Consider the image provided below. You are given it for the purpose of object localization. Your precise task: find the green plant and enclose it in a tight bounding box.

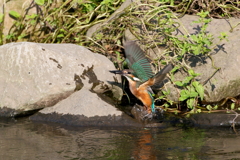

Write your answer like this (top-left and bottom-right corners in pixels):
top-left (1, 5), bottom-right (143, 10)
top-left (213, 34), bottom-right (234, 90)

top-left (0, 13), bottom-right (4, 44)
top-left (2, 0), bottom-right (124, 44)
top-left (175, 70), bottom-right (204, 110)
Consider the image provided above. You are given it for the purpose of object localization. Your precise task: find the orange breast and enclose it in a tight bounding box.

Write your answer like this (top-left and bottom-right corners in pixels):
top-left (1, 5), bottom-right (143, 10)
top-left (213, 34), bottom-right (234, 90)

top-left (135, 89), bottom-right (152, 109)
top-left (127, 78), bottom-right (153, 112)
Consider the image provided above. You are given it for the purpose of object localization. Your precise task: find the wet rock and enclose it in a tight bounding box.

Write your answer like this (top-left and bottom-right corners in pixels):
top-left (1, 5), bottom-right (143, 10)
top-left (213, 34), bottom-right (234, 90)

top-left (0, 42), bottom-right (122, 117)
top-left (189, 112), bottom-right (240, 127)
top-left (30, 112), bottom-right (143, 127)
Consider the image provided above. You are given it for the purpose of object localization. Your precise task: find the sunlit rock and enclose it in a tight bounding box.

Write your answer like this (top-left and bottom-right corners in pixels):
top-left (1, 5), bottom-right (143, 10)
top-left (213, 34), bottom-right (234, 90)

top-left (166, 15), bottom-right (240, 102)
top-left (30, 88), bottom-right (144, 127)
top-left (0, 42), bottom-right (122, 117)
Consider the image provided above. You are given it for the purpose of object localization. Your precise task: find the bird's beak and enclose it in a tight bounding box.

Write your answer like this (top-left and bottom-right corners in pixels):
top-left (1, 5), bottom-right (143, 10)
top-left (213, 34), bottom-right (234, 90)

top-left (109, 70), bottom-right (124, 75)
top-left (109, 69), bottom-right (133, 75)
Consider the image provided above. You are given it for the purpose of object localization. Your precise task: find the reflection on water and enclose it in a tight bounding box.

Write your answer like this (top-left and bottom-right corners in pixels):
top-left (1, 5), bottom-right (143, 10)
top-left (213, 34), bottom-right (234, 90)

top-left (0, 117), bottom-right (240, 160)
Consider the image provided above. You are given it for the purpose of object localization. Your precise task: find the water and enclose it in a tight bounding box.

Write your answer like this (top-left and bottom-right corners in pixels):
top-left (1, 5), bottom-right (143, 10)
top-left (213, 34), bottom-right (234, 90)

top-left (0, 118), bottom-right (240, 160)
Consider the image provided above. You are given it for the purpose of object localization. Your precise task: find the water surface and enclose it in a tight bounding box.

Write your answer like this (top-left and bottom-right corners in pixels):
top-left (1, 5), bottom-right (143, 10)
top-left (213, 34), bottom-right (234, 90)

top-left (0, 118), bottom-right (239, 160)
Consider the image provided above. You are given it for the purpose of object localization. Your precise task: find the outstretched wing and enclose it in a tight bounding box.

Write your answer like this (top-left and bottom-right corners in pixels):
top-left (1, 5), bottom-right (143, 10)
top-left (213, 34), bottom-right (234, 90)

top-left (124, 41), bottom-right (154, 82)
top-left (151, 64), bottom-right (173, 88)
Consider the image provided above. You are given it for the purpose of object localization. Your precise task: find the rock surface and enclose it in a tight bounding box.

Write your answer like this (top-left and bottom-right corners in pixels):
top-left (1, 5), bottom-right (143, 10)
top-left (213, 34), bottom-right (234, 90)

top-left (0, 42), bottom-right (122, 117)
top-left (38, 88), bottom-right (121, 117)
top-left (189, 112), bottom-right (240, 127)
top-left (30, 88), bottom-right (167, 127)
top-left (166, 15), bottom-right (240, 102)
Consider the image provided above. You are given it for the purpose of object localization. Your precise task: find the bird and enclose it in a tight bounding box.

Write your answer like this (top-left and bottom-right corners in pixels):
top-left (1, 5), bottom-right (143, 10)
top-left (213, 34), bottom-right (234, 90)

top-left (110, 41), bottom-right (173, 119)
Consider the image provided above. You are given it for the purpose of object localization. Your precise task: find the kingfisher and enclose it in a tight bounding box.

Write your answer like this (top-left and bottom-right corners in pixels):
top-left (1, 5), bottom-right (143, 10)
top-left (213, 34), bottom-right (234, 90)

top-left (110, 41), bottom-right (173, 118)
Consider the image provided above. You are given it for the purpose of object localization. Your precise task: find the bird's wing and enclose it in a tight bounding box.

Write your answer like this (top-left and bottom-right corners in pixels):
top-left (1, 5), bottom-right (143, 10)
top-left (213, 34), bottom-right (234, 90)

top-left (124, 41), bottom-right (154, 82)
top-left (151, 64), bottom-right (173, 88)
top-left (139, 64), bottom-right (173, 89)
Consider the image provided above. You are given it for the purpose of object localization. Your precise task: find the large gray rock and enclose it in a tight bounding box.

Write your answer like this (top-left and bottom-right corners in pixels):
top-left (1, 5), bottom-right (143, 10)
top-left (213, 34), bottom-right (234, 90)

top-left (30, 88), bottom-right (145, 127)
top-left (0, 42), bottom-right (122, 117)
top-left (38, 88), bottom-right (121, 117)
top-left (166, 15), bottom-right (240, 102)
